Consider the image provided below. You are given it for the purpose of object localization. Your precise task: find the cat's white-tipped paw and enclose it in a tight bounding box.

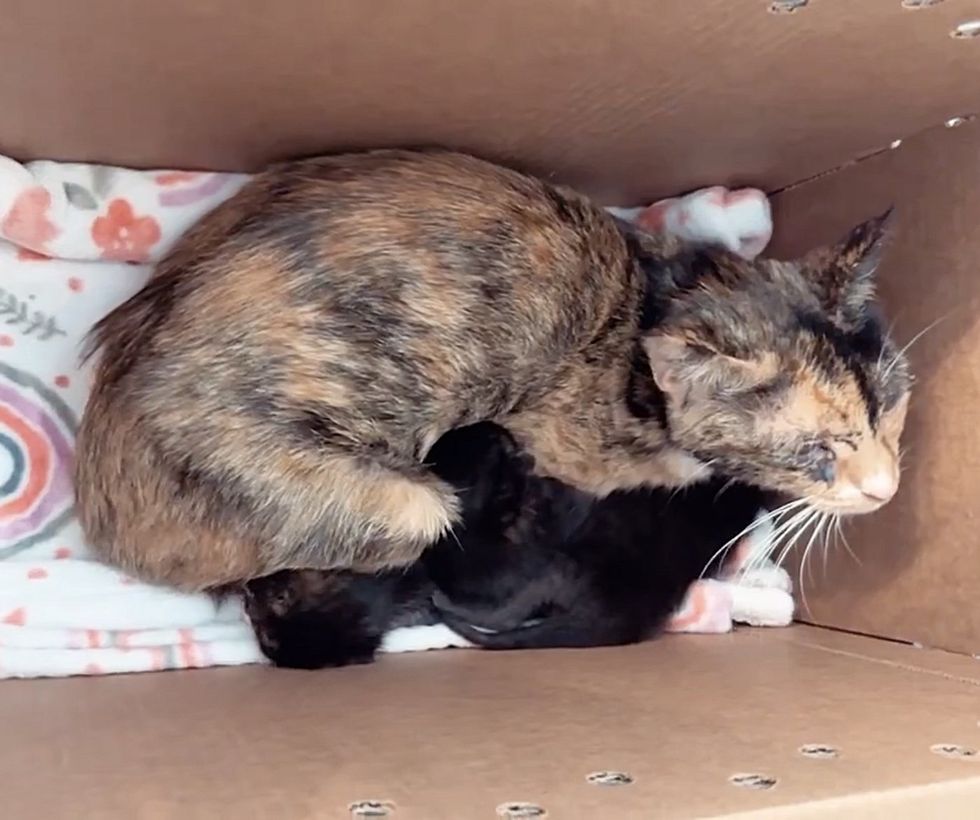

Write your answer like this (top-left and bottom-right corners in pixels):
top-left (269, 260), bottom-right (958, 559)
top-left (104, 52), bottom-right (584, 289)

top-left (731, 587), bottom-right (795, 627)
top-left (734, 564), bottom-right (793, 594)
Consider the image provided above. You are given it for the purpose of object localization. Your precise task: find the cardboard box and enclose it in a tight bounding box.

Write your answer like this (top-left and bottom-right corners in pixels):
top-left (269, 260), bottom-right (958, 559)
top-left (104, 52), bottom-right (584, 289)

top-left (1, 1), bottom-right (978, 816)
top-left (3, 627), bottom-right (980, 819)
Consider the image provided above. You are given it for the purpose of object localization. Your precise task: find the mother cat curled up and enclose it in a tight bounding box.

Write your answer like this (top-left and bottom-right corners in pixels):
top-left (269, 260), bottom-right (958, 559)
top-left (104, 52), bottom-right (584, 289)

top-left (74, 150), bottom-right (911, 591)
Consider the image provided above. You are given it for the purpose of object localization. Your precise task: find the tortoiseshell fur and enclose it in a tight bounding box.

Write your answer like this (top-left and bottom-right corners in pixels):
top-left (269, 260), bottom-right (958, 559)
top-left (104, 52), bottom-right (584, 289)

top-left (76, 150), bottom-right (911, 591)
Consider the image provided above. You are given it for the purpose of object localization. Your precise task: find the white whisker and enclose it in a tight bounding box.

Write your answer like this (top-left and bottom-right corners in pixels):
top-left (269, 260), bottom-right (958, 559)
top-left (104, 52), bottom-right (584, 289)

top-left (448, 526), bottom-right (463, 550)
top-left (835, 515), bottom-right (862, 567)
top-left (739, 503), bottom-right (810, 575)
top-left (798, 513), bottom-right (831, 618)
top-left (876, 314), bottom-right (900, 372)
top-left (882, 314), bottom-right (947, 380)
top-left (774, 508), bottom-right (821, 571)
top-left (698, 497), bottom-right (808, 579)
top-left (821, 514), bottom-right (835, 574)
top-left (822, 514), bottom-right (833, 578)
top-left (739, 503), bottom-right (815, 583)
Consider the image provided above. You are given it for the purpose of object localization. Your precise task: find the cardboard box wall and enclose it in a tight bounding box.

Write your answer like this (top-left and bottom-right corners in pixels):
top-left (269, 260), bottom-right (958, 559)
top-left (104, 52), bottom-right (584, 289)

top-left (771, 119), bottom-right (980, 658)
top-left (1, 1), bottom-right (979, 817)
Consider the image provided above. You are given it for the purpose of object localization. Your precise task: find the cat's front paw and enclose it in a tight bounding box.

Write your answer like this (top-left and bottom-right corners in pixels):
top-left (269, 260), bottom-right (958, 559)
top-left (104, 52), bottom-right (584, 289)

top-left (734, 564), bottom-right (793, 594)
top-left (730, 586), bottom-right (795, 628)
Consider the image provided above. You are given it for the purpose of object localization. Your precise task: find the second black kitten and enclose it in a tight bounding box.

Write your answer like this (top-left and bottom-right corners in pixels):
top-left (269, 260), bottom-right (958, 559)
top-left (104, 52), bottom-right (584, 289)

top-left (244, 423), bottom-right (766, 668)
top-left (243, 423), bottom-right (525, 668)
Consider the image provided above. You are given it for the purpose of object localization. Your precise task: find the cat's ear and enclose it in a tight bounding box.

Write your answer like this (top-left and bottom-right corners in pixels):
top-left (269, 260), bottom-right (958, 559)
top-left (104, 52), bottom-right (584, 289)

top-left (642, 336), bottom-right (695, 400)
top-left (643, 334), bottom-right (776, 403)
top-left (801, 208), bottom-right (894, 326)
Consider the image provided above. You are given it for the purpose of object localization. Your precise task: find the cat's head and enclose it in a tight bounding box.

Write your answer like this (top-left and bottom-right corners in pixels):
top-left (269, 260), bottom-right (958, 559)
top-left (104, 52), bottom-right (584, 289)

top-left (639, 211), bottom-right (911, 515)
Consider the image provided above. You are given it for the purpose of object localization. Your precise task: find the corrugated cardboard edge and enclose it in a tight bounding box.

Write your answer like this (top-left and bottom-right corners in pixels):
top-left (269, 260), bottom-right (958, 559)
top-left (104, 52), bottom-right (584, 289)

top-left (718, 775), bottom-right (980, 820)
top-left (765, 626), bottom-right (980, 686)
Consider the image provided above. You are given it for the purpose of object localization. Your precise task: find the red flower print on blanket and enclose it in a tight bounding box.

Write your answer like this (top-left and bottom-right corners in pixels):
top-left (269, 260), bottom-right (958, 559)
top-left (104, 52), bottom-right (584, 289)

top-left (16, 248), bottom-right (52, 262)
top-left (91, 199), bottom-right (161, 262)
top-left (2, 186), bottom-right (59, 253)
top-left (154, 171), bottom-right (202, 186)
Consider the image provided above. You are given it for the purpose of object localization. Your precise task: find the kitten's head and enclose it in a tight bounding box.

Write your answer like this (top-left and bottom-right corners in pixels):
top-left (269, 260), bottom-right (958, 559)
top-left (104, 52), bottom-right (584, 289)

top-left (639, 211), bottom-right (911, 514)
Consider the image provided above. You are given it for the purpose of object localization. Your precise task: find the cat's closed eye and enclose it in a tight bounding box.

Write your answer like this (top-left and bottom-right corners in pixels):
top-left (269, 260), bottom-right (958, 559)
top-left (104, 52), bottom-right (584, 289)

top-left (805, 443), bottom-right (837, 485)
top-left (739, 373), bottom-right (793, 402)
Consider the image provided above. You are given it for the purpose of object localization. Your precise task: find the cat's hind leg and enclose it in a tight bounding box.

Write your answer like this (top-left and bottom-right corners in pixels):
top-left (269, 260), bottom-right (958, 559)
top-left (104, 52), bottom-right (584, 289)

top-left (259, 451), bottom-right (462, 575)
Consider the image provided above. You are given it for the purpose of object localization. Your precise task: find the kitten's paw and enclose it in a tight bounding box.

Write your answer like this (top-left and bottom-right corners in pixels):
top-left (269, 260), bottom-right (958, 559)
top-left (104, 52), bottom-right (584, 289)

top-left (666, 579), bottom-right (734, 634)
top-left (379, 624), bottom-right (473, 653)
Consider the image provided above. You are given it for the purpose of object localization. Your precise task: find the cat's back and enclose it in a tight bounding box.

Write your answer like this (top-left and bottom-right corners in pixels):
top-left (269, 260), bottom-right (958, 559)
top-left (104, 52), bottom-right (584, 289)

top-left (73, 152), bottom-right (643, 589)
top-left (94, 149), bottom-right (635, 430)
top-left (158, 148), bottom-right (628, 344)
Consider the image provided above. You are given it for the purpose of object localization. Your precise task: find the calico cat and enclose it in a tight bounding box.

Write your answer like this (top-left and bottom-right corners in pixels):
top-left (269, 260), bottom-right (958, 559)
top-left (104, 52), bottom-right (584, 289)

top-left (76, 149), bottom-right (911, 591)
top-left (244, 422), bottom-right (768, 668)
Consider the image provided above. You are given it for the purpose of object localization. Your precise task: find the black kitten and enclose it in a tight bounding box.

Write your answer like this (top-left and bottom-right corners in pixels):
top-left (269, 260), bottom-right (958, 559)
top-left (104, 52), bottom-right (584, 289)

top-left (243, 566), bottom-right (436, 669)
top-left (244, 423), bottom-right (766, 667)
top-left (242, 422), bottom-right (526, 668)
top-left (423, 429), bottom-right (767, 648)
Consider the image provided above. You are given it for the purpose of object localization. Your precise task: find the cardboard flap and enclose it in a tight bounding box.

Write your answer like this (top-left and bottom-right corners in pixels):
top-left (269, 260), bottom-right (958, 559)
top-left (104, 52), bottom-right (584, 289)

top-left (1, 1), bottom-right (978, 201)
top-left (2, 627), bottom-right (979, 818)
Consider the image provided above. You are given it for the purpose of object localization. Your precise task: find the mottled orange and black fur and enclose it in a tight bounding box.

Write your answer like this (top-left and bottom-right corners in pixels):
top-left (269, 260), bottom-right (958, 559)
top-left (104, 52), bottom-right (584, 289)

top-left (244, 423), bottom-right (768, 668)
top-left (76, 149), bottom-right (911, 591)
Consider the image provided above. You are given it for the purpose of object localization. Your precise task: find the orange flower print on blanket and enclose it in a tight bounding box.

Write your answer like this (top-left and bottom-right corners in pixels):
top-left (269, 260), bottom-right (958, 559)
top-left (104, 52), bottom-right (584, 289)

top-left (91, 198), bottom-right (161, 262)
top-left (1, 186), bottom-right (59, 253)
top-left (154, 171), bottom-right (201, 186)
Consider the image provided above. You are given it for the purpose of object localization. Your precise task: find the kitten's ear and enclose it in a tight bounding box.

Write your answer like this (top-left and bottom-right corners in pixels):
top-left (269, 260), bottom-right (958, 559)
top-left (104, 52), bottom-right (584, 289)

top-left (643, 334), bottom-right (776, 403)
top-left (802, 208), bottom-right (894, 326)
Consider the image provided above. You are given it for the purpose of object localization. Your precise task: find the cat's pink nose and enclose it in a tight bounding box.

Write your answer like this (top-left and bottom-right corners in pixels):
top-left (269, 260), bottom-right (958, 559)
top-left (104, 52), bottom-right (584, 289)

top-left (860, 470), bottom-right (898, 503)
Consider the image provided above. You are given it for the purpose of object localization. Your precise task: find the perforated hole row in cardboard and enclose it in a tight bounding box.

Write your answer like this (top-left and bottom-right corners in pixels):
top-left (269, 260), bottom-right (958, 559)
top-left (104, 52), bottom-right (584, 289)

top-left (951, 20), bottom-right (980, 39)
top-left (768, 2), bottom-right (980, 48)
top-left (768, 0), bottom-right (809, 14)
top-left (346, 737), bottom-right (980, 816)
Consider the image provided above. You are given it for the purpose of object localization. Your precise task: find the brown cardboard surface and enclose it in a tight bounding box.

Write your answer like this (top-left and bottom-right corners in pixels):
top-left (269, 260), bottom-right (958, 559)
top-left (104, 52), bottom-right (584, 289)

top-left (769, 119), bottom-right (980, 657)
top-left (3, 2), bottom-right (980, 815)
top-left (1, 0), bottom-right (979, 202)
top-left (2, 625), bottom-right (978, 819)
